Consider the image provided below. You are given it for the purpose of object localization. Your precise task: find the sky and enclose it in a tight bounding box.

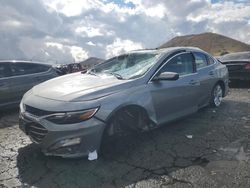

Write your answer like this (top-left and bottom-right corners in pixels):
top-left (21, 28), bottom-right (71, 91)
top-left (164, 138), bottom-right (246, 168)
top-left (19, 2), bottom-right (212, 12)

top-left (0, 0), bottom-right (249, 64)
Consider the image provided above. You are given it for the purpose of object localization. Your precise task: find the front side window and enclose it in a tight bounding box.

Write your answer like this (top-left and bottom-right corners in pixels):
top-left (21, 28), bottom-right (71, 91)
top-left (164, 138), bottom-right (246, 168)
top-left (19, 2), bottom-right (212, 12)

top-left (10, 63), bottom-right (49, 76)
top-left (91, 52), bottom-right (160, 79)
top-left (193, 52), bottom-right (208, 69)
top-left (0, 63), bottom-right (11, 78)
top-left (160, 53), bottom-right (195, 76)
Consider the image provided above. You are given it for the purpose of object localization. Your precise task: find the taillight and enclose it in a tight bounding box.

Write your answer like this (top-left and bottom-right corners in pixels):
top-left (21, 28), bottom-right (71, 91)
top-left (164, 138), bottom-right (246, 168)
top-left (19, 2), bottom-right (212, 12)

top-left (245, 63), bottom-right (250, 69)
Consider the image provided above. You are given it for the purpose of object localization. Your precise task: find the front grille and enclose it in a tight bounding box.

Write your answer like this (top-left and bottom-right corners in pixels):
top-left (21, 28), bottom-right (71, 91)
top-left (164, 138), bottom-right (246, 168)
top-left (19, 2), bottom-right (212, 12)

top-left (25, 105), bottom-right (53, 117)
top-left (21, 105), bottom-right (50, 144)
top-left (26, 122), bottom-right (48, 144)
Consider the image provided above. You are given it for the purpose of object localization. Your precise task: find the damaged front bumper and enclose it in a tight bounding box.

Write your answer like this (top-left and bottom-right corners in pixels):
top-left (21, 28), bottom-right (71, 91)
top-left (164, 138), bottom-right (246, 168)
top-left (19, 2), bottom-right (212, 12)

top-left (19, 112), bottom-right (106, 158)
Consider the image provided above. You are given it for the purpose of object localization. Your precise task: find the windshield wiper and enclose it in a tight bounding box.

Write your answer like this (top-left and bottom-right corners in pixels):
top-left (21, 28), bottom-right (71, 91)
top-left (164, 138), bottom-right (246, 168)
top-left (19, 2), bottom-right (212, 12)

top-left (87, 70), bottom-right (97, 76)
top-left (87, 70), bottom-right (123, 79)
top-left (109, 72), bottom-right (124, 80)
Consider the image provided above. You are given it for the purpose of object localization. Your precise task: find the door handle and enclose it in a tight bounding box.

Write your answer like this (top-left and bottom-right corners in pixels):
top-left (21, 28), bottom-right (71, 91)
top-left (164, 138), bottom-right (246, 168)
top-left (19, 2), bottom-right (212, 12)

top-left (209, 71), bottom-right (214, 76)
top-left (189, 80), bottom-right (198, 85)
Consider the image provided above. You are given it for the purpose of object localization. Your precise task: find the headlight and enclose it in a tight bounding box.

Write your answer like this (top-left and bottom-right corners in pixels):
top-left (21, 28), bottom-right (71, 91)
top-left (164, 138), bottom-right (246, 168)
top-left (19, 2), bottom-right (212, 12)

top-left (45, 108), bottom-right (99, 124)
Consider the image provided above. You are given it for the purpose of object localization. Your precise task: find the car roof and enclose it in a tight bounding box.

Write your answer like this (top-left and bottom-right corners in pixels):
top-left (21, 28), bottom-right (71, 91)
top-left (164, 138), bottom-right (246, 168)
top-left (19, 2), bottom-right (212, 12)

top-left (130, 46), bottom-right (206, 55)
top-left (0, 60), bottom-right (52, 67)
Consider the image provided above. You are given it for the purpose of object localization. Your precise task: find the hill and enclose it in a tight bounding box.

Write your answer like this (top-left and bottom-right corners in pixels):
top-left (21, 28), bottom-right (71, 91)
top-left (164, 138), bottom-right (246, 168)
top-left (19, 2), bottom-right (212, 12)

top-left (79, 57), bottom-right (104, 69)
top-left (159, 32), bottom-right (250, 56)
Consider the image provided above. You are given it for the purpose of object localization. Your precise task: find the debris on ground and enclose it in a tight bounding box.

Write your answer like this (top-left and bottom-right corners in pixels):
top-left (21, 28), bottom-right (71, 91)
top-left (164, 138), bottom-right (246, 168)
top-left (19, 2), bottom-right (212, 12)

top-left (186, 135), bottom-right (193, 139)
top-left (88, 150), bottom-right (98, 161)
top-left (242, 116), bottom-right (249, 121)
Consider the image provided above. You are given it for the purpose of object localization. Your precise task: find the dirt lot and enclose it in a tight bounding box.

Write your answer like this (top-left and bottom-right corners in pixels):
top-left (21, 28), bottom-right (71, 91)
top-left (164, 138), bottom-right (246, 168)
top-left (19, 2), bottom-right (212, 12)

top-left (0, 85), bottom-right (250, 188)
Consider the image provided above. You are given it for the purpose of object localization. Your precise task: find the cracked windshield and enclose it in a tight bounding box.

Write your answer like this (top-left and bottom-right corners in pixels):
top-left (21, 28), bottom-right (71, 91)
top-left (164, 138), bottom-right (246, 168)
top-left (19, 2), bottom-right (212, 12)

top-left (91, 52), bottom-right (160, 79)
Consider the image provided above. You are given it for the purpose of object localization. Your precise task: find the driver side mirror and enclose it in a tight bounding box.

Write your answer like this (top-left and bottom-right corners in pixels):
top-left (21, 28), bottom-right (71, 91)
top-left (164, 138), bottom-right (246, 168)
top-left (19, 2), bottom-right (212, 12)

top-left (152, 72), bottom-right (179, 81)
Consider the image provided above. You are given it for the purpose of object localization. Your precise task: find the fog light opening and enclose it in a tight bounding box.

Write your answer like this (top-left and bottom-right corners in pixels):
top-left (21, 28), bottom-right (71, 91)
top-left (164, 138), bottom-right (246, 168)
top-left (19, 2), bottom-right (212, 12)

top-left (48, 137), bottom-right (82, 154)
top-left (59, 137), bottom-right (81, 147)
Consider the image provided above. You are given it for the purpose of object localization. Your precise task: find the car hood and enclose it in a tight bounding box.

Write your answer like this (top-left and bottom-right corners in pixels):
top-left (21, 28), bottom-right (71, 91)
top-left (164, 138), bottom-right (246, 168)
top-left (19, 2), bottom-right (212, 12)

top-left (32, 72), bottom-right (133, 102)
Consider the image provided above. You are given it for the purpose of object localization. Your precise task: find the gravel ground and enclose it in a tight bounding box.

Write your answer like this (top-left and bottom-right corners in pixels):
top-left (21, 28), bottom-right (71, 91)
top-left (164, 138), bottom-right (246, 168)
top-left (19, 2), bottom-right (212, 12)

top-left (0, 87), bottom-right (250, 188)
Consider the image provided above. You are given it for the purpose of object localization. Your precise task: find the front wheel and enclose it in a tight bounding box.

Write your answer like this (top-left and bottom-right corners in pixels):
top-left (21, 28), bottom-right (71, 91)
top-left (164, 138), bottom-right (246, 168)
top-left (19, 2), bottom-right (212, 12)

top-left (210, 84), bottom-right (223, 107)
top-left (100, 107), bottom-right (151, 156)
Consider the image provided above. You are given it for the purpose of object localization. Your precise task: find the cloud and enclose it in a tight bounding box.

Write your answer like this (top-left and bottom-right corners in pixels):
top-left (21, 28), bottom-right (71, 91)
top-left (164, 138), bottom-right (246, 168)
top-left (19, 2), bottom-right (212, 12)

top-left (44, 0), bottom-right (92, 17)
top-left (70, 46), bottom-right (89, 62)
top-left (188, 1), bottom-right (250, 23)
top-left (75, 26), bottom-right (103, 37)
top-left (86, 41), bottom-right (96, 46)
top-left (106, 38), bottom-right (143, 58)
top-left (186, 1), bottom-right (250, 43)
top-left (0, 0), bottom-right (249, 63)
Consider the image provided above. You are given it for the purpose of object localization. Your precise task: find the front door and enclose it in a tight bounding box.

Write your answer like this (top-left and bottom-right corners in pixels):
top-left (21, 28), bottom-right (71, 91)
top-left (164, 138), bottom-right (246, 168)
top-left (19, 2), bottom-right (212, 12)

top-left (149, 52), bottom-right (200, 125)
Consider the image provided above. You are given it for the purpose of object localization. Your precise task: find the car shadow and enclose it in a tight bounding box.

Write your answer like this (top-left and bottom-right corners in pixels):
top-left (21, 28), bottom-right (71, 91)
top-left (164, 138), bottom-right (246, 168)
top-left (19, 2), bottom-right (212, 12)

top-left (0, 107), bottom-right (19, 129)
top-left (16, 99), bottom-right (250, 188)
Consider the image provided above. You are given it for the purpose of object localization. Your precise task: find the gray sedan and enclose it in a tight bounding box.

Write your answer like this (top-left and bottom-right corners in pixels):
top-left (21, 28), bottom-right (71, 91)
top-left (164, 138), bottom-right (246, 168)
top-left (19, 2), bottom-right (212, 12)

top-left (0, 61), bottom-right (58, 108)
top-left (19, 47), bottom-right (229, 158)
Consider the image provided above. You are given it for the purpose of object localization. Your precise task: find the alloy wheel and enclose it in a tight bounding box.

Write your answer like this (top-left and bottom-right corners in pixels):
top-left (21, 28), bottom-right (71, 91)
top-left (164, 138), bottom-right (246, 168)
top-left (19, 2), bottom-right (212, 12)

top-left (213, 84), bottom-right (223, 107)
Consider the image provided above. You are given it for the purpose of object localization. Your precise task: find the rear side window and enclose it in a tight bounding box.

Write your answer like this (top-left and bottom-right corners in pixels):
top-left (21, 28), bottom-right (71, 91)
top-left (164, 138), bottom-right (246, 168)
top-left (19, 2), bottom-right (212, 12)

top-left (160, 53), bottom-right (195, 76)
top-left (0, 63), bottom-right (11, 78)
top-left (193, 52), bottom-right (208, 69)
top-left (10, 63), bottom-right (50, 76)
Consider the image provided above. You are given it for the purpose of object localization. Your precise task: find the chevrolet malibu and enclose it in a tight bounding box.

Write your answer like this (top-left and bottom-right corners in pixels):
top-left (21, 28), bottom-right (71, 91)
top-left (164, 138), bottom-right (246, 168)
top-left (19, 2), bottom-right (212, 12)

top-left (19, 47), bottom-right (229, 158)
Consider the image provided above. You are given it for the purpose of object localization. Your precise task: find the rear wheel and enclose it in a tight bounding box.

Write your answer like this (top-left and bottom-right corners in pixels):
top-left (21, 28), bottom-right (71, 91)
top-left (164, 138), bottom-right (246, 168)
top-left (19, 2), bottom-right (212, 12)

top-left (211, 84), bottom-right (223, 107)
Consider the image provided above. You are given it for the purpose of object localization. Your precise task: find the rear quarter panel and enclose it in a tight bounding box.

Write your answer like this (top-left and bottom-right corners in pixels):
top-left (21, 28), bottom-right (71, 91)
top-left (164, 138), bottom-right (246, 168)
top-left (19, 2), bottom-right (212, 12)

top-left (214, 61), bottom-right (229, 96)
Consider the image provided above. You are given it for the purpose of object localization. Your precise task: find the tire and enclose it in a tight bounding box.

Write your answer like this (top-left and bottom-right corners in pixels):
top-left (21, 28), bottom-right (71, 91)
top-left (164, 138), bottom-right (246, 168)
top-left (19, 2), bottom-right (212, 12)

top-left (210, 83), bottom-right (223, 107)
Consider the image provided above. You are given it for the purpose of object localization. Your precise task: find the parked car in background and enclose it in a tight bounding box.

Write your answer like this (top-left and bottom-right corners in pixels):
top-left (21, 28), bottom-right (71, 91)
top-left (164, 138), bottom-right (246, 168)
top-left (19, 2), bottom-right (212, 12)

top-left (0, 61), bottom-right (58, 108)
top-left (54, 63), bottom-right (84, 75)
top-left (67, 63), bottom-right (83, 73)
top-left (218, 51), bottom-right (250, 81)
top-left (19, 47), bottom-right (228, 158)
top-left (54, 64), bottom-right (68, 75)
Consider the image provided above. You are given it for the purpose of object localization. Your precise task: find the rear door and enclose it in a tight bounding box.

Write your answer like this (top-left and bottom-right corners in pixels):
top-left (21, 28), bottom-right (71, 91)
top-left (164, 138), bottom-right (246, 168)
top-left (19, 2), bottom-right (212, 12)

top-left (0, 63), bottom-right (13, 106)
top-left (149, 52), bottom-right (200, 125)
top-left (193, 52), bottom-right (217, 106)
top-left (9, 63), bottom-right (51, 102)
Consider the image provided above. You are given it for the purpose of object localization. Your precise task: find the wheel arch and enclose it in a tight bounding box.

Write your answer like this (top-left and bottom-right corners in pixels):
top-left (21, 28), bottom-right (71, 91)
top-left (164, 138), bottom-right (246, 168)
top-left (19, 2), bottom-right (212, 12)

top-left (106, 103), bottom-right (151, 124)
